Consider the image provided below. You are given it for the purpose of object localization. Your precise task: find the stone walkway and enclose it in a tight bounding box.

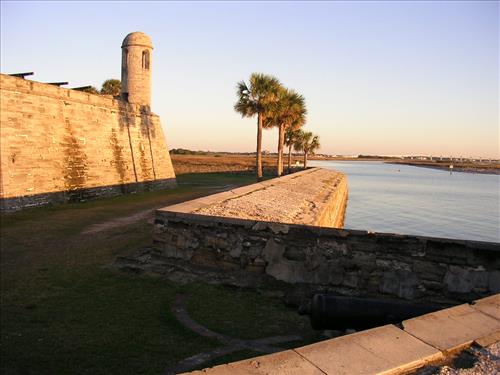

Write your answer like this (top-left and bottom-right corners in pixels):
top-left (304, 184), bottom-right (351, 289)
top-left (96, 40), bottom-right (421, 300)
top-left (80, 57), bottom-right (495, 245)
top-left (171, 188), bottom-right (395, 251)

top-left (194, 168), bottom-right (345, 226)
top-left (162, 294), bottom-right (302, 375)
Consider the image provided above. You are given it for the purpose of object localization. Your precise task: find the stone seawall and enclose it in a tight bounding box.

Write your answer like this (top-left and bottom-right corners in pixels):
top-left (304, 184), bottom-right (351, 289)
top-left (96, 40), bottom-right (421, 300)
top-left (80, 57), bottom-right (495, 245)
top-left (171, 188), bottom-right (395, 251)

top-left (148, 213), bottom-right (499, 305)
top-left (0, 74), bottom-right (177, 211)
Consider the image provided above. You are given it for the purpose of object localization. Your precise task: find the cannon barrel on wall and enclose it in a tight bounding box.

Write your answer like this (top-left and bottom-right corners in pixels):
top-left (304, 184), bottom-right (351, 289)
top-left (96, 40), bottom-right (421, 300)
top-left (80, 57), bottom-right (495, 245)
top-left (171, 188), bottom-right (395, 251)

top-left (300, 294), bottom-right (448, 330)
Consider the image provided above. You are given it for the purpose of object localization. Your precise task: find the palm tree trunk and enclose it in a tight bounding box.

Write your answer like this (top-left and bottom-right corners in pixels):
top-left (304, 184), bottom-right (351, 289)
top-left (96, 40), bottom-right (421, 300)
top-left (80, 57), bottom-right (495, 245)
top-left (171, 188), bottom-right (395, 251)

top-left (287, 144), bottom-right (292, 174)
top-left (303, 151), bottom-right (308, 169)
top-left (256, 113), bottom-right (263, 180)
top-left (277, 124), bottom-right (284, 176)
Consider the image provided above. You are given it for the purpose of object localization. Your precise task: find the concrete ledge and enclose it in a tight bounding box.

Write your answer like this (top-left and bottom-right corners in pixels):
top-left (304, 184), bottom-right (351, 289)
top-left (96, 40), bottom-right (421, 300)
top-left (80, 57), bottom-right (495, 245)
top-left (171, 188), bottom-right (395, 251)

top-left (475, 331), bottom-right (500, 347)
top-left (182, 295), bottom-right (500, 375)
top-left (296, 324), bottom-right (442, 375)
top-left (402, 299), bottom-right (500, 352)
top-left (471, 293), bottom-right (500, 320)
top-left (182, 350), bottom-right (324, 375)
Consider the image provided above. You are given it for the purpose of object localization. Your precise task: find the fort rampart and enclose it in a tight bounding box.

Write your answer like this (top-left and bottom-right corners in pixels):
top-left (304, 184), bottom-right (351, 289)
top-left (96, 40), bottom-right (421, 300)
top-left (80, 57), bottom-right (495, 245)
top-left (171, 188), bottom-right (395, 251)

top-left (0, 73), bottom-right (176, 211)
top-left (116, 168), bottom-right (499, 305)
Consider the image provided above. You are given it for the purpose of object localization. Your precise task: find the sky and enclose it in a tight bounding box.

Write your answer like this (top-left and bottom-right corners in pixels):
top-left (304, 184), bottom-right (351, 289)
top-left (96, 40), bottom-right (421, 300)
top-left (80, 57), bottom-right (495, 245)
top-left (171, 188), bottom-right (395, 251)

top-left (1, 1), bottom-right (498, 158)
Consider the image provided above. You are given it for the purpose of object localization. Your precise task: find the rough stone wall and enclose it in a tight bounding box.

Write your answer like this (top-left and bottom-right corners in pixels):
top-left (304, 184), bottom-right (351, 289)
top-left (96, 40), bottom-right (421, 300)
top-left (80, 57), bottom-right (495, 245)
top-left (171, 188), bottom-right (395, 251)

top-left (151, 212), bottom-right (500, 304)
top-left (315, 176), bottom-right (347, 228)
top-left (0, 74), bottom-right (176, 211)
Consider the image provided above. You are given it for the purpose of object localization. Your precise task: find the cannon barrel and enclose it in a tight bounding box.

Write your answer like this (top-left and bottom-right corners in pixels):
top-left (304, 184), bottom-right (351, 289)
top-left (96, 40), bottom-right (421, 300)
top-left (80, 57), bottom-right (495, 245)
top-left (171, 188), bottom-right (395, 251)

top-left (300, 294), bottom-right (447, 330)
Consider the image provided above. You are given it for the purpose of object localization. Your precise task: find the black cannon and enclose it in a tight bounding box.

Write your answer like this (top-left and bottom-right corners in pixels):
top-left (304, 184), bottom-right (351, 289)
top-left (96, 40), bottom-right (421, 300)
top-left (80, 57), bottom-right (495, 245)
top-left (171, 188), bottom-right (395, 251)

top-left (299, 294), bottom-right (448, 330)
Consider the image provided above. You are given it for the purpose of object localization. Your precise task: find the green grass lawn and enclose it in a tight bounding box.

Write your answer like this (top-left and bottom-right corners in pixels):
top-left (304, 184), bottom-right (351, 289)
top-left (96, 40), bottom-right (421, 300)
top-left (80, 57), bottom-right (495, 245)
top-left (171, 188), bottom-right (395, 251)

top-left (1, 173), bottom-right (317, 375)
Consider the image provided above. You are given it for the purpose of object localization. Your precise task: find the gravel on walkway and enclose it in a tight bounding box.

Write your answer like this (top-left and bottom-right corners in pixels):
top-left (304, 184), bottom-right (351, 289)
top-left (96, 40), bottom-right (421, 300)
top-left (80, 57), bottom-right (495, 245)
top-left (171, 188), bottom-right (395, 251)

top-left (416, 342), bottom-right (500, 375)
top-left (195, 169), bottom-right (344, 225)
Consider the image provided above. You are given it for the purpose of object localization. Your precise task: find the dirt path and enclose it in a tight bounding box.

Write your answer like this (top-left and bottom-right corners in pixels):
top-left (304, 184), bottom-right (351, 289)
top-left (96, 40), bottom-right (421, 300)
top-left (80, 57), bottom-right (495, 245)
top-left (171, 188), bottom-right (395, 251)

top-left (80, 184), bottom-right (239, 235)
top-left (80, 209), bottom-right (155, 235)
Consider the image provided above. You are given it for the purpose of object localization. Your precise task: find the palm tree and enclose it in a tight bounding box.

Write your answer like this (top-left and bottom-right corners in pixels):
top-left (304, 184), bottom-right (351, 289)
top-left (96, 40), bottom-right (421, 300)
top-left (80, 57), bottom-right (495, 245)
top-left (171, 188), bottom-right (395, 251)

top-left (234, 73), bottom-right (282, 180)
top-left (294, 130), bottom-right (320, 169)
top-left (265, 88), bottom-right (306, 176)
top-left (101, 79), bottom-right (121, 96)
top-left (284, 127), bottom-right (303, 174)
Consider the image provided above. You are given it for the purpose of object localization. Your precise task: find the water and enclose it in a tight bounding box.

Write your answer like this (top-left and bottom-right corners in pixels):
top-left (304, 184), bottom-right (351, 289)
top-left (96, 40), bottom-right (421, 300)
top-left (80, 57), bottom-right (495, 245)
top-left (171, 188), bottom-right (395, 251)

top-left (310, 160), bottom-right (500, 243)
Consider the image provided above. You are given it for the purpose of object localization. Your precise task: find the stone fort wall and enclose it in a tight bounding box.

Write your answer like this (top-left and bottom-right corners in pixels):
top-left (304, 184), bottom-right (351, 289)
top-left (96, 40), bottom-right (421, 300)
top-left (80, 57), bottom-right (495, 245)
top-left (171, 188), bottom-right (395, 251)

top-left (0, 74), bottom-right (176, 211)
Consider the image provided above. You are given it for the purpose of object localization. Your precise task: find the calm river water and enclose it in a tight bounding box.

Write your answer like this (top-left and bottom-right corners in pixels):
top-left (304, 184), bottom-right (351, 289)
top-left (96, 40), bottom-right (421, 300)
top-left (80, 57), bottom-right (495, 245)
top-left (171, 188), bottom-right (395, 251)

top-left (310, 160), bottom-right (499, 243)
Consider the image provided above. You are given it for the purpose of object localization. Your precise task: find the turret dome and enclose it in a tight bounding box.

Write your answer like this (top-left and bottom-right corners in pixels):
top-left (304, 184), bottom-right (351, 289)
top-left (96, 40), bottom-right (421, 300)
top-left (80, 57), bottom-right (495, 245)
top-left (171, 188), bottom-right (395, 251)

top-left (121, 32), bottom-right (153, 49)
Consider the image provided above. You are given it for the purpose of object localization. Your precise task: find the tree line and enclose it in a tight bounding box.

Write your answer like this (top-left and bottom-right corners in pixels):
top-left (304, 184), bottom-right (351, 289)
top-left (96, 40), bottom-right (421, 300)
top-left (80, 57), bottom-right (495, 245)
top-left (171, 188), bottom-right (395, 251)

top-left (234, 73), bottom-right (320, 180)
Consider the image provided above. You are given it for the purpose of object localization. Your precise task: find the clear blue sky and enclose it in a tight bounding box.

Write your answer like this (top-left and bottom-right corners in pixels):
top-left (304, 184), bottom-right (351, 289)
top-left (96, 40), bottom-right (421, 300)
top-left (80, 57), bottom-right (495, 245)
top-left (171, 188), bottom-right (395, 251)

top-left (1, 1), bottom-right (498, 158)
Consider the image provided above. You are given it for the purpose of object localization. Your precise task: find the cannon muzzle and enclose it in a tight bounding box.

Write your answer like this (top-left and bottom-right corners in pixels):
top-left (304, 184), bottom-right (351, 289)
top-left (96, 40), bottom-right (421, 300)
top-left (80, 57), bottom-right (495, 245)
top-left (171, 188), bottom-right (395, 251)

top-left (301, 294), bottom-right (447, 330)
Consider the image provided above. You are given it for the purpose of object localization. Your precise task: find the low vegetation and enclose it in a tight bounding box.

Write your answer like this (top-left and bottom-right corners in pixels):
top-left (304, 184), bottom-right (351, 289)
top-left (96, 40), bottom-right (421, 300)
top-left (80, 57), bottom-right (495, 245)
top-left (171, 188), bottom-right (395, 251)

top-left (170, 154), bottom-right (304, 175)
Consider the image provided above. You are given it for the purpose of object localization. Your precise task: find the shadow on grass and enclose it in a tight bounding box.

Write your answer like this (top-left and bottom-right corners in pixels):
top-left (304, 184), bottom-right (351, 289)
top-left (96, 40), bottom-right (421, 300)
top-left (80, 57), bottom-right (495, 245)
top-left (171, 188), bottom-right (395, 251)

top-left (0, 172), bottom-right (318, 375)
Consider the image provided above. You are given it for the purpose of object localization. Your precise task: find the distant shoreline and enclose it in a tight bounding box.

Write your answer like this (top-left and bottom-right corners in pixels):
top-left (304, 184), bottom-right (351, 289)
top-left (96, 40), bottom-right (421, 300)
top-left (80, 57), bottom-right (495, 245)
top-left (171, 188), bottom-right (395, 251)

top-left (169, 153), bottom-right (500, 176)
top-left (310, 157), bottom-right (500, 175)
top-left (387, 161), bottom-right (500, 175)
